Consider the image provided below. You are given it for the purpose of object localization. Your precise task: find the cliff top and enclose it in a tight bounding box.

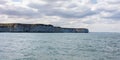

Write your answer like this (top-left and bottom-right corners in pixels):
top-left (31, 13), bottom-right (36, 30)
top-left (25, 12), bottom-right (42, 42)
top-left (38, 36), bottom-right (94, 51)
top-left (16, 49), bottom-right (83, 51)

top-left (0, 23), bottom-right (88, 29)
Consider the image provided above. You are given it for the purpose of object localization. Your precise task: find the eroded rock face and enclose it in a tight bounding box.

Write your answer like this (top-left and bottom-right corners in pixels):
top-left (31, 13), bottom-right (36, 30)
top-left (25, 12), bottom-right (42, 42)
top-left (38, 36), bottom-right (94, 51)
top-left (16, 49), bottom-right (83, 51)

top-left (0, 23), bottom-right (89, 33)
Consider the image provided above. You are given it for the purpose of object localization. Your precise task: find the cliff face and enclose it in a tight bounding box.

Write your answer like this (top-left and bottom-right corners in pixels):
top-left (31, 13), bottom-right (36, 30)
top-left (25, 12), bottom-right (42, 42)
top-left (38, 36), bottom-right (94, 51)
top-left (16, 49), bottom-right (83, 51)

top-left (0, 23), bottom-right (89, 33)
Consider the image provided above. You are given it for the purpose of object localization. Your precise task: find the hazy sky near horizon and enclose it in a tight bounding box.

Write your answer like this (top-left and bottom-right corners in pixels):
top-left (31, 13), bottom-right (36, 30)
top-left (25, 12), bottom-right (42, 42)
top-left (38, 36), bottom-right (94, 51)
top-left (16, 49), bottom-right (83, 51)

top-left (0, 0), bottom-right (120, 32)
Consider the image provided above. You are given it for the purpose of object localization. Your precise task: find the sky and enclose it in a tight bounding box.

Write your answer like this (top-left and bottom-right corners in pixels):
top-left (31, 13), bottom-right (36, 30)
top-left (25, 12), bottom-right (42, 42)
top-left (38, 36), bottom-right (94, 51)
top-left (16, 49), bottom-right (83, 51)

top-left (0, 0), bottom-right (120, 32)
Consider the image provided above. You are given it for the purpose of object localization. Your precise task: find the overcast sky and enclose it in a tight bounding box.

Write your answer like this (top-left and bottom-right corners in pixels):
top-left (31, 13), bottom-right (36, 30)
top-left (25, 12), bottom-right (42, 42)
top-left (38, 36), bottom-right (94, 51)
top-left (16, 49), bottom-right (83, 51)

top-left (0, 0), bottom-right (120, 32)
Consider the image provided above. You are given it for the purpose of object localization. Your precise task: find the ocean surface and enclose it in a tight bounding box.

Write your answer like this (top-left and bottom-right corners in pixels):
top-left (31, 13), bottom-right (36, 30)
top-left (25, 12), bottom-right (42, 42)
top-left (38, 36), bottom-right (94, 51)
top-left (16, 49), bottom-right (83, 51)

top-left (0, 33), bottom-right (120, 60)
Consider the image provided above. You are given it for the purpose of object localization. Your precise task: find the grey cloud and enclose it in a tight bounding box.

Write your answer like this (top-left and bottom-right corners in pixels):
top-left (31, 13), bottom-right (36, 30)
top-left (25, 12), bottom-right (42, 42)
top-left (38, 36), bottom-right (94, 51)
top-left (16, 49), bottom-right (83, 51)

top-left (0, 0), bottom-right (119, 22)
top-left (66, 4), bottom-right (78, 8)
top-left (95, 6), bottom-right (117, 13)
top-left (83, 20), bottom-right (95, 24)
top-left (0, 0), bottom-right (7, 4)
top-left (0, 0), bottom-right (97, 19)
top-left (45, 9), bottom-right (97, 18)
top-left (0, 6), bottom-right (41, 18)
top-left (43, 0), bottom-right (67, 2)
top-left (104, 12), bottom-right (120, 20)
top-left (28, 3), bottom-right (97, 19)
top-left (107, 0), bottom-right (120, 4)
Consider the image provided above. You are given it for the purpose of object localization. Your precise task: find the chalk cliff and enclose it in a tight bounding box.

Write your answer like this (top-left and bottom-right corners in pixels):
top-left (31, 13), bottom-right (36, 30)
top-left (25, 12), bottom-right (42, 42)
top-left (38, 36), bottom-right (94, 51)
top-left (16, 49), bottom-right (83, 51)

top-left (0, 23), bottom-right (89, 33)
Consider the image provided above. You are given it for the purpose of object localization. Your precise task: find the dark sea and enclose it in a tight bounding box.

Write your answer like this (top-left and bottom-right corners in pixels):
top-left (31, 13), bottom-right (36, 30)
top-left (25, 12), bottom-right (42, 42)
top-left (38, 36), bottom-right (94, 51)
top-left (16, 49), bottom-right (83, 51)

top-left (0, 33), bottom-right (120, 60)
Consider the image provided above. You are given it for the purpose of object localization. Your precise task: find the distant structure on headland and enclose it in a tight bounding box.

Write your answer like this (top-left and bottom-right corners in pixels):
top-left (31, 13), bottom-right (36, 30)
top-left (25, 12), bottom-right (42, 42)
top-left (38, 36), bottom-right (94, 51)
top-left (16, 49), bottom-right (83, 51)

top-left (0, 23), bottom-right (89, 33)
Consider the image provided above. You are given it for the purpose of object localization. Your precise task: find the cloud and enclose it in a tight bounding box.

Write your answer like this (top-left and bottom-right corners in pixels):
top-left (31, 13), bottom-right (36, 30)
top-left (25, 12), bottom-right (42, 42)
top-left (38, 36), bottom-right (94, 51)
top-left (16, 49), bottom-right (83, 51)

top-left (28, 1), bottom-right (97, 18)
top-left (0, 8), bottom-right (39, 18)
top-left (103, 11), bottom-right (120, 20)
top-left (0, 0), bottom-right (120, 32)
top-left (0, 0), bottom-right (7, 4)
top-left (0, 3), bottom-right (40, 18)
top-left (104, 0), bottom-right (120, 4)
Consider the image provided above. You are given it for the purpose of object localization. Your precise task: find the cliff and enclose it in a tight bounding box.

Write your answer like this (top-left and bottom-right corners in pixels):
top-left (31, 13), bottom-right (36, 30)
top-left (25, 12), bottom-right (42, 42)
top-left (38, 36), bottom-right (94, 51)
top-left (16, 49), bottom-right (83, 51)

top-left (0, 23), bottom-right (89, 33)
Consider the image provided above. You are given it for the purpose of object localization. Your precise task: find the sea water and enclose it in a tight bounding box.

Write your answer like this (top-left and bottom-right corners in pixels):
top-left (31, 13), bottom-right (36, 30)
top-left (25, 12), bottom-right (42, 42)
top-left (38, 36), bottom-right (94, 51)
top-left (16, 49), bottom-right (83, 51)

top-left (0, 33), bottom-right (120, 60)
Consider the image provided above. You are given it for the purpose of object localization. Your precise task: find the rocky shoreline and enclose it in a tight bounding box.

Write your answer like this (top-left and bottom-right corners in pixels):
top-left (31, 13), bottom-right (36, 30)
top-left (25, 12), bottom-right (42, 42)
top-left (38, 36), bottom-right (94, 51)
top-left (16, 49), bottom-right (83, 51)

top-left (0, 23), bottom-right (89, 33)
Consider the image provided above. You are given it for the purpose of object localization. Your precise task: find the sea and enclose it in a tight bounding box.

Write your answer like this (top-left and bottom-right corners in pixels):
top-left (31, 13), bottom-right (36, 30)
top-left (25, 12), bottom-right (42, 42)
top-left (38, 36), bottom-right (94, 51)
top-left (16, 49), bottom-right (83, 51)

top-left (0, 33), bottom-right (120, 60)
